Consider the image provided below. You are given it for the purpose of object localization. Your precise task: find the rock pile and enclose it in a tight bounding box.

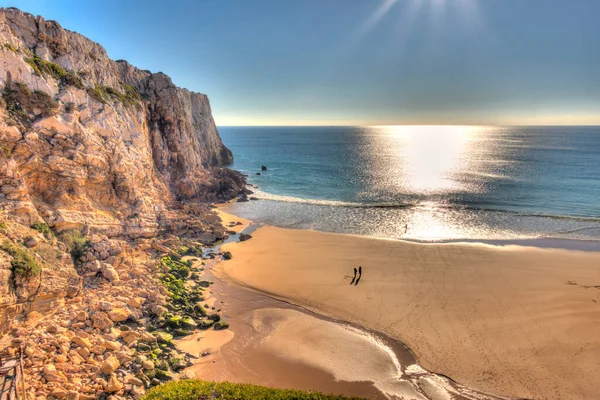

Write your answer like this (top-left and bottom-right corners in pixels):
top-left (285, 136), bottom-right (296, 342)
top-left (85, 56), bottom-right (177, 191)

top-left (1, 233), bottom-right (228, 400)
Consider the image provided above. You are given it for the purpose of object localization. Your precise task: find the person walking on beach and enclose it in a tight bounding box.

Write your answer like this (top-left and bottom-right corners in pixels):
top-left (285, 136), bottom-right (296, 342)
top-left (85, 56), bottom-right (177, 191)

top-left (355, 266), bottom-right (362, 286)
top-left (350, 267), bottom-right (357, 285)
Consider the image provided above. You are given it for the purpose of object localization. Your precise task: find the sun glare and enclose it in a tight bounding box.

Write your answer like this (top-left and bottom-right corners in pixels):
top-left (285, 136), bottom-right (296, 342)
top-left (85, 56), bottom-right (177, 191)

top-left (375, 125), bottom-right (482, 194)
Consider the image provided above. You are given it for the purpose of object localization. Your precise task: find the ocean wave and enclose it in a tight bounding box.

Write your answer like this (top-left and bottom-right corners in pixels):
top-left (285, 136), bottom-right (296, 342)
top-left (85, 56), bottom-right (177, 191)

top-left (250, 190), bottom-right (398, 208)
top-left (249, 189), bottom-right (600, 223)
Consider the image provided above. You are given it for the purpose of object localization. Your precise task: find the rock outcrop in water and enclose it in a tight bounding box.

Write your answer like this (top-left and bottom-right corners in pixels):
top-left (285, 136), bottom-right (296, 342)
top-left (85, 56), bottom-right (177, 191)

top-left (0, 7), bottom-right (244, 339)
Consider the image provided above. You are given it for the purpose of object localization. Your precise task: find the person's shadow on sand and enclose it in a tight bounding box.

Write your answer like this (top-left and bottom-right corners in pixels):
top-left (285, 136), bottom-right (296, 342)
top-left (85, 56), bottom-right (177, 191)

top-left (349, 267), bottom-right (357, 285)
top-left (353, 266), bottom-right (362, 286)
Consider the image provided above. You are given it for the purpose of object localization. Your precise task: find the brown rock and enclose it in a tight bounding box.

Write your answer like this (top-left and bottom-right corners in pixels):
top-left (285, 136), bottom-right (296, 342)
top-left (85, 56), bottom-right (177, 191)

top-left (141, 360), bottom-right (154, 370)
top-left (51, 387), bottom-right (69, 398)
top-left (71, 336), bottom-right (93, 349)
top-left (126, 297), bottom-right (144, 309)
top-left (105, 373), bottom-right (123, 393)
top-left (101, 355), bottom-right (120, 375)
top-left (90, 345), bottom-right (107, 355)
top-left (126, 375), bottom-right (144, 386)
top-left (102, 265), bottom-right (120, 282)
top-left (66, 391), bottom-right (80, 400)
top-left (108, 308), bottom-right (131, 322)
top-left (76, 311), bottom-right (88, 322)
top-left (92, 311), bottom-right (114, 330)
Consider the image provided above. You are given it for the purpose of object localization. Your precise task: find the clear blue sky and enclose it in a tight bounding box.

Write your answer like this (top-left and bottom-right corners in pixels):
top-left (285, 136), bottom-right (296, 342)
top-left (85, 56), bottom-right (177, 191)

top-left (4, 0), bottom-right (600, 125)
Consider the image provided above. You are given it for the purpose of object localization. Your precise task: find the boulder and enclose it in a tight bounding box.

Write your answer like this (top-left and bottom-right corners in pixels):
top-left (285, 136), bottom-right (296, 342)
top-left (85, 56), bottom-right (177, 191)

top-left (24, 236), bottom-right (40, 248)
top-left (92, 311), bottom-right (114, 330)
top-left (71, 336), bottom-right (93, 349)
top-left (102, 265), bottom-right (120, 282)
top-left (105, 374), bottom-right (123, 393)
top-left (126, 297), bottom-right (144, 309)
top-left (101, 355), bottom-right (120, 375)
top-left (108, 308), bottom-right (131, 322)
top-left (141, 360), bottom-right (154, 371)
top-left (51, 388), bottom-right (69, 398)
top-left (239, 233), bottom-right (252, 242)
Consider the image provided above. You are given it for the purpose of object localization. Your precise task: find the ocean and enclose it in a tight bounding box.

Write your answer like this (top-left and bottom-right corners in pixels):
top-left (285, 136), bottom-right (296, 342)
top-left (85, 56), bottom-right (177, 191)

top-left (219, 126), bottom-right (600, 243)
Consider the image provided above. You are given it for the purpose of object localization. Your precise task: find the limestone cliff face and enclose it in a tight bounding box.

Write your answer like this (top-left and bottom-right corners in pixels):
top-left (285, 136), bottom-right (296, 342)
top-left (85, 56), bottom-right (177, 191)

top-left (0, 7), bottom-right (242, 238)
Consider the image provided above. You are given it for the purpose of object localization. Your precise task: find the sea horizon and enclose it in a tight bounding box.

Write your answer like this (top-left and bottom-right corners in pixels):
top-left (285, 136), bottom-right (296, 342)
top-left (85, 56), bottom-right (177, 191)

top-left (220, 125), bottom-right (600, 245)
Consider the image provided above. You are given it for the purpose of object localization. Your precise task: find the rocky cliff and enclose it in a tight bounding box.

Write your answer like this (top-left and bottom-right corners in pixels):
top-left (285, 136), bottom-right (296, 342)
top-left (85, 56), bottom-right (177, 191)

top-left (0, 7), bottom-right (245, 338)
top-left (0, 7), bottom-right (244, 239)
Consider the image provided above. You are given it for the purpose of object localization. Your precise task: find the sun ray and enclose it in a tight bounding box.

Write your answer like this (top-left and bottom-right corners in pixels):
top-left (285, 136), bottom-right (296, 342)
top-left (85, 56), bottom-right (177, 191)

top-left (385, 0), bottom-right (425, 55)
top-left (354, 0), bottom-right (399, 39)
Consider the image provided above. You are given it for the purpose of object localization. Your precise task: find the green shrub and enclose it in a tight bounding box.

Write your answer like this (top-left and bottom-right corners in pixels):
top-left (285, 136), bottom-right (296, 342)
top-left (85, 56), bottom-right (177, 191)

top-left (0, 240), bottom-right (41, 278)
top-left (31, 221), bottom-right (54, 239)
top-left (223, 251), bottom-right (232, 260)
top-left (24, 54), bottom-right (84, 89)
top-left (122, 84), bottom-right (142, 103)
top-left (59, 230), bottom-right (90, 261)
top-left (4, 43), bottom-right (17, 53)
top-left (2, 83), bottom-right (59, 127)
top-left (87, 83), bottom-right (141, 106)
top-left (143, 380), bottom-right (366, 400)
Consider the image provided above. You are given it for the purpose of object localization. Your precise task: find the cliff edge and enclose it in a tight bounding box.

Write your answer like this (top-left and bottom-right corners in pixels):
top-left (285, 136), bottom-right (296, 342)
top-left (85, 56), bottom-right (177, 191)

top-left (0, 7), bottom-right (244, 238)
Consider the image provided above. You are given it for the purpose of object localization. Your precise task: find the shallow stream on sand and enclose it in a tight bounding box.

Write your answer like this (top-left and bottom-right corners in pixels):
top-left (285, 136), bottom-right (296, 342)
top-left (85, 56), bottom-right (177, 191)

top-left (181, 226), bottom-right (506, 400)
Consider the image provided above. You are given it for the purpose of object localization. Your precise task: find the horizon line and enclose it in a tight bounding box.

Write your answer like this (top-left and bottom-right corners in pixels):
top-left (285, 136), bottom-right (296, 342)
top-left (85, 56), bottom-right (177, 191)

top-left (217, 124), bottom-right (600, 128)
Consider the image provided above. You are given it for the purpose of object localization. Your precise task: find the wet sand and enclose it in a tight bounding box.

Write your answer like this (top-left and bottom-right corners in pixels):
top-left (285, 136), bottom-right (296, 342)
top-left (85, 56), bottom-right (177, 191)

top-left (182, 252), bottom-right (501, 400)
top-left (218, 215), bottom-right (600, 400)
top-left (216, 208), bottom-right (252, 233)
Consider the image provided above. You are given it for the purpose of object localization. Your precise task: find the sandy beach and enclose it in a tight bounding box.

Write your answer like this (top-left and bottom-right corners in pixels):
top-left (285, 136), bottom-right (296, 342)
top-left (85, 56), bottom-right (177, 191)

top-left (218, 212), bottom-right (600, 400)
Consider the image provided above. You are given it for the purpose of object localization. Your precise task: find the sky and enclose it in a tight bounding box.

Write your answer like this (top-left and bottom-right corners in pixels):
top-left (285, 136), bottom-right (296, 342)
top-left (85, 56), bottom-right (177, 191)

top-left (3, 0), bottom-right (600, 126)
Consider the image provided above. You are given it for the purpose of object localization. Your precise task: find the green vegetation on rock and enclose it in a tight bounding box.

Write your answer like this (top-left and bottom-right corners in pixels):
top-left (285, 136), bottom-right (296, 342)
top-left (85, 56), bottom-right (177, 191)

top-left (158, 255), bottom-right (217, 336)
top-left (24, 54), bottom-right (84, 89)
top-left (143, 380), bottom-right (366, 400)
top-left (223, 251), bottom-right (232, 260)
top-left (4, 43), bottom-right (17, 53)
top-left (31, 221), bottom-right (53, 239)
top-left (2, 82), bottom-right (58, 128)
top-left (59, 229), bottom-right (90, 262)
top-left (87, 83), bottom-right (142, 106)
top-left (0, 240), bottom-right (42, 278)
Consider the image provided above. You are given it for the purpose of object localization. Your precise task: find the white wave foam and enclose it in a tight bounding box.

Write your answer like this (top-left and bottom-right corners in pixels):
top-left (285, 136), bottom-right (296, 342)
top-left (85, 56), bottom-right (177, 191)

top-left (251, 189), bottom-right (369, 207)
top-left (249, 189), bottom-right (600, 223)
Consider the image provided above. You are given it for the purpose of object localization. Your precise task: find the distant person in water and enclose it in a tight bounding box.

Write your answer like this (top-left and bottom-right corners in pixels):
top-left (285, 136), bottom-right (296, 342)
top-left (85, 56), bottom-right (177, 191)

top-left (404, 224), bottom-right (408, 234)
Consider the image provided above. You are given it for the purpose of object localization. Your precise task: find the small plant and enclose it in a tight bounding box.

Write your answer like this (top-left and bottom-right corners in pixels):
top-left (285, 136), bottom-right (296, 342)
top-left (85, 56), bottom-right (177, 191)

top-left (59, 230), bottom-right (90, 261)
top-left (31, 221), bottom-right (54, 239)
top-left (2, 83), bottom-right (59, 128)
top-left (87, 84), bottom-right (108, 103)
top-left (222, 251), bottom-right (232, 260)
top-left (4, 43), bottom-right (17, 53)
top-left (24, 54), bottom-right (84, 89)
top-left (64, 102), bottom-right (75, 113)
top-left (1, 240), bottom-right (42, 278)
top-left (0, 145), bottom-right (12, 159)
top-left (87, 83), bottom-right (141, 106)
